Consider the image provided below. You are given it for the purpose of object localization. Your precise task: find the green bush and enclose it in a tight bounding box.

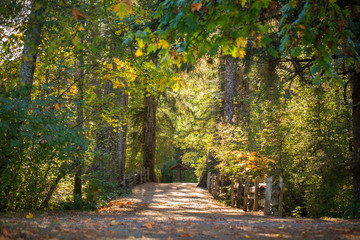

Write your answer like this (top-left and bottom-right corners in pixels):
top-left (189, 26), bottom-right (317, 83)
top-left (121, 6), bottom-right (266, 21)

top-left (0, 91), bottom-right (88, 211)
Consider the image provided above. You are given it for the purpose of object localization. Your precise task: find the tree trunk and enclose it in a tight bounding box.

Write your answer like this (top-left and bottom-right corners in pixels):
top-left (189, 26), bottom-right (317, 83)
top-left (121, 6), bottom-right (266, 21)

top-left (94, 80), bottom-right (114, 167)
top-left (352, 71), bottom-right (360, 203)
top-left (198, 55), bottom-right (235, 187)
top-left (73, 57), bottom-right (84, 206)
top-left (224, 55), bottom-right (235, 123)
top-left (197, 151), bottom-right (214, 187)
top-left (18, 0), bottom-right (45, 100)
top-left (143, 94), bottom-right (157, 182)
top-left (116, 85), bottom-right (128, 182)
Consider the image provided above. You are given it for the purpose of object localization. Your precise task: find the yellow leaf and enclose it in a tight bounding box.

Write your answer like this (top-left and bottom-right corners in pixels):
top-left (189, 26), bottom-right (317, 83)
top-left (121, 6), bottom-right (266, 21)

top-left (241, 0), bottom-right (246, 7)
top-left (144, 222), bottom-right (152, 229)
top-left (175, 60), bottom-right (181, 69)
top-left (231, 47), bottom-right (246, 59)
top-left (112, 1), bottom-right (131, 20)
top-left (222, 45), bottom-right (230, 54)
top-left (158, 39), bottom-right (170, 49)
top-left (135, 49), bottom-right (143, 57)
top-left (114, 81), bottom-right (125, 89)
top-left (138, 39), bottom-right (145, 48)
top-left (236, 48), bottom-right (246, 58)
top-left (78, 25), bottom-right (85, 31)
top-left (236, 37), bottom-right (246, 48)
top-left (54, 102), bottom-right (61, 109)
top-left (26, 212), bottom-right (33, 219)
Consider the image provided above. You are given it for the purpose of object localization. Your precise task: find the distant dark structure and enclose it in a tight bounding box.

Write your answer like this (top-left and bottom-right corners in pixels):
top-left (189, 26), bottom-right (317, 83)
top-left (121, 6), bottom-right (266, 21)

top-left (169, 163), bottom-right (188, 182)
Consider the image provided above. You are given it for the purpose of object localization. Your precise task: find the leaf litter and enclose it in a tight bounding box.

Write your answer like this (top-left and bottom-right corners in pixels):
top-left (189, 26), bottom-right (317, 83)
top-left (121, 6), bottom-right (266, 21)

top-left (1, 183), bottom-right (360, 239)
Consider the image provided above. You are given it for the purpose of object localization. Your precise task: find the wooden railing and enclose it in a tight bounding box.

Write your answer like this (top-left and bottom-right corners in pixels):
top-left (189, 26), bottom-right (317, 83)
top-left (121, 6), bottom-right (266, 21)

top-left (122, 168), bottom-right (150, 189)
top-left (207, 173), bottom-right (284, 216)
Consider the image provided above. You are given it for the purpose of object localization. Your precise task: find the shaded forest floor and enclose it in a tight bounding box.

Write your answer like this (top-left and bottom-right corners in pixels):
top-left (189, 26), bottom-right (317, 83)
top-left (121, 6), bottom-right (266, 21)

top-left (1, 182), bottom-right (360, 239)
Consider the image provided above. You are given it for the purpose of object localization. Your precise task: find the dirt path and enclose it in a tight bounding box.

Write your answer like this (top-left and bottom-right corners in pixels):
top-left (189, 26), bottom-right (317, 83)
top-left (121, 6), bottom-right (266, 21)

top-left (1, 183), bottom-right (359, 239)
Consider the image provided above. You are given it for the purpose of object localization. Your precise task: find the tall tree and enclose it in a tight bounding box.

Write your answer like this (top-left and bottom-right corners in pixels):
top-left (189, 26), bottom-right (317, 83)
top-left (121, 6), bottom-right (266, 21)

top-left (223, 55), bottom-right (235, 124)
top-left (74, 54), bottom-right (85, 206)
top-left (143, 94), bottom-right (158, 182)
top-left (115, 80), bottom-right (128, 181)
top-left (352, 72), bottom-right (360, 203)
top-left (18, 0), bottom-right (46, 100)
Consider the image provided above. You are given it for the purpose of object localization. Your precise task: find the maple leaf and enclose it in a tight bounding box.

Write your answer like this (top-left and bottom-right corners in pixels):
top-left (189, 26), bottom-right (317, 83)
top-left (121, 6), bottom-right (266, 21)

top-left (135, 49), bottom-right (143, 57)
top-left (158, 39), bottom-right (170, 49)
top-left (72, 7), bottom-right (87, 21)
top-left (236, 37), bottom-right (246, 48)
top-left (144, 222), bottom-right (152, 229)
top-left (191, 2), bottom-right (202, 12)
top-left (54, 102), bottom-right (61, 109)
top-left (26, 212), bottom-right (33, 219)
top-left (112, 1), bottom-right (131, 20)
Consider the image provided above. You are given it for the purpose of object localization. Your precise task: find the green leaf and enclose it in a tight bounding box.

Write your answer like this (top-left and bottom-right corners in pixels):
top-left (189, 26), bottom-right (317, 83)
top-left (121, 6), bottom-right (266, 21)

top-left (291, 47), bottom-right (302, 58)
top-left (268, 46), bottom-right (279, 58)
top-left (310, 64), bottom-right (320, 75)
top-left (122, 33), bottom-right (133, 46)
top-left (279, 33), bottom-right (289, 52)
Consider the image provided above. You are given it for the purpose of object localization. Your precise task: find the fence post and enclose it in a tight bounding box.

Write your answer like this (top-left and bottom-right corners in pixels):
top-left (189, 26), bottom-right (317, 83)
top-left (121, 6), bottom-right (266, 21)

top-left (147, 168), bottom-right (150, 182)
top-left (132, 171), bottom-right (136, 186)
top-left (126, 174), bottom-right (130, 188)
top-left (231, 179), bottom-right (235, 208)
top-left (219, 174), bottom-right (224, 199)
top-left (253, 176), bottom-right (259, 211)
top-left (211, 175), bottom-right (215, 195)
top-left (214, 175), bottom-right (219, 198)
top-left (207, 172), bottom-right (211, 192)
top-left (123, 174), bottom-right (127, 189)
top-left (140, 169), bottom-right (143, 184)
top-left (265, 176), bottom-right (273, 215)
top-left (236, 178), bottom-right (242, 208)
top-left (243, 178), bottom-right (250, 211)
top-left (279, 176), bottom-right (284, 217)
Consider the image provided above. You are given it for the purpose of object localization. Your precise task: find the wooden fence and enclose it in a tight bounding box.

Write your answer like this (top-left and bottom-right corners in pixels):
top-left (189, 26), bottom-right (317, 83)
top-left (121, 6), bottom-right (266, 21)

top-left (207, 173), bottom-right (284, 216)
top-left (122, 168), bottom-right (150, 189)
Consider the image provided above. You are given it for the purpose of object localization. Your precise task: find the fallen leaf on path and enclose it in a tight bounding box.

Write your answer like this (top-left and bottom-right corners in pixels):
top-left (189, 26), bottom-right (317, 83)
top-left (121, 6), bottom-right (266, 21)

top-left (144, 222), bottom-right (152, 229)
top-left (26, 212), bottom-right (33, 219)
top-left (179, 232), bottom-right (191, 237)
top-left (244, 234), bottom-right (253, 238)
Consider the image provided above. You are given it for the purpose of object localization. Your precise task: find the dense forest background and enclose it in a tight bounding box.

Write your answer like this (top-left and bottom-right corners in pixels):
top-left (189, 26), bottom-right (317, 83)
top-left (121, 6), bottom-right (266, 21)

top-left (1, 0), bottom-right (360, 218)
